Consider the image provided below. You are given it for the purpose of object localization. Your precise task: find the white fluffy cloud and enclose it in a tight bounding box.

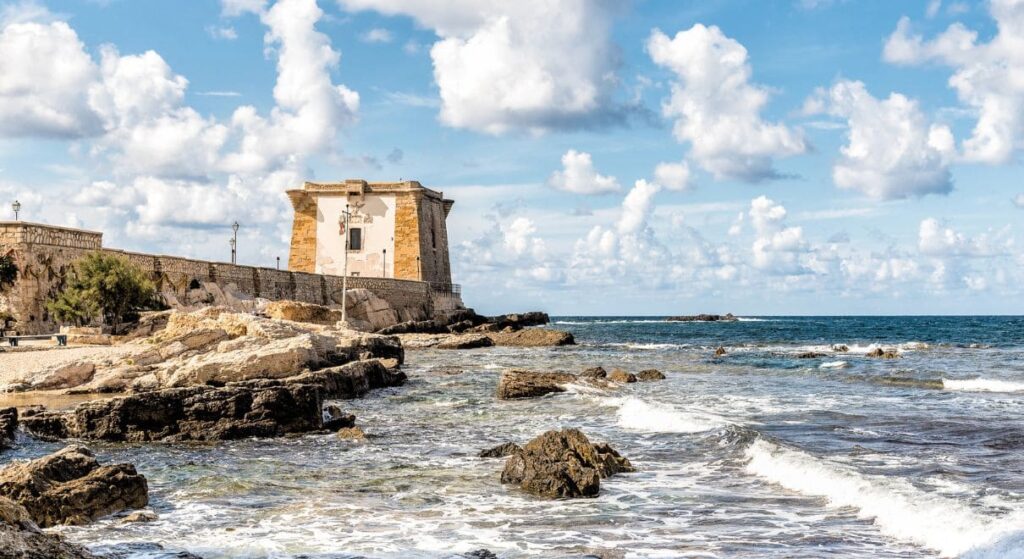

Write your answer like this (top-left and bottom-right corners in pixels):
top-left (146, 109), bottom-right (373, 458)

top-left (1015, 193), bottom-right (1024, 208)
top-left (337, 0), bottom-right (621, 134)
top-left (653, 161), bottom-right (691, 191)
top-left (807, 80), bottom-right (954, 200)
top-left (884, 1), bottom-right (1024, 163)
top-left (0, 19), bottom-right (101, 137)
top-left (647, 25), bottom-right (807, 182)
top-left (547, 149), bottom-right (621, 195)
top-left (918, 217), bottom-right (1012, 257)
top-left (748, 196), bottom-right (808, 273)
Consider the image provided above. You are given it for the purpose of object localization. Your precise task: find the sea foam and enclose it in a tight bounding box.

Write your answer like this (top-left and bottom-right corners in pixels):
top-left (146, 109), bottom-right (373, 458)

top-left (942, 378), bottom-right (1024, 393)
top-left (745, 439), bottom-right (1022, 557)
top-left (612, 397), bottom-right (721, 434)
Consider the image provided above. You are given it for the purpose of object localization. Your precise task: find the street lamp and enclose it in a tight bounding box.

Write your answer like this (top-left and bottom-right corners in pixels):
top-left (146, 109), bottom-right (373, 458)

top-left (276, 256), bottom-right (280, 270)
top-left (382, 248), bottom-right (387, 278)
top-left (11, 200), bottom-right (20, 221)
top-left (231, 221), bottom-right (239, 264)
top-left (339, 204), bottom-right (351, 326)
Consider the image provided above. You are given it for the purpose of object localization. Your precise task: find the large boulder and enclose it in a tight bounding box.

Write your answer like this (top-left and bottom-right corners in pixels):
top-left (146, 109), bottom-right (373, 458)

top-left (496, 370), bottom-right (577, 400)
top-left (500, 429), bottom-right (634, 498)
top-left (636, 369), bottom-right (666, 381)
top-left (488, 328), bottom-right (575, 347)
top-left (866, 348), bottom-right (900, 359)
top-left (579, 367), bottom-right (607, 379)
top-left (0, 408), bottom-right (16, 450)
top-left (607, 368), bottom-right (637, 383)
top-left (0, 496), bottom-right (96, 559)
top-left (0, 446), bottom-right (147, 527)
top-left (265, 300), bottom-right (344, 326)
top-left (487, 312), bottom-right (550, 329)
top-left (333, 288), bottom-right (403, 332)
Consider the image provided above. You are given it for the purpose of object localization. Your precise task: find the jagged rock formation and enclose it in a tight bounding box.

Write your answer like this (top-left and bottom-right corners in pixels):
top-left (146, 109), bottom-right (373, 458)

top-left (500, 429), bottom-right (634, 498)
top-left (496, 370), bottom-right (578, 400)
top-left (0, 446), bottom-right (147, 527)
top-left (0, 408), bottom-right (16, 450)
top-left (478, 442), bottom-right (522, 458)
top-left (21, 360), bottom-right (403, 443)
top-left (607, 368), bottom-right (637, 383)
top-left (488, 329), bottom-right (575, 347)
top-left (637, 369), bottom-right (666, 381)
top-left (0, 496), bottom-right (97, 559)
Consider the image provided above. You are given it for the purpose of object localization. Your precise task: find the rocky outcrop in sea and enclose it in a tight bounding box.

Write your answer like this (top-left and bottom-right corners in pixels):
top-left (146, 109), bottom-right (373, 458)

top-left (499, 429), bottom-right (635, 498)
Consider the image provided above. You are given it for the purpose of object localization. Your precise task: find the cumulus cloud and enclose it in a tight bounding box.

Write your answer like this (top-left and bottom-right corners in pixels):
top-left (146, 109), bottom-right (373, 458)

top-left (221, 0), bottom-right (267, 16)
top-left (653, 161), bottom-right (691, 191)
top-left (647, 25), bottom-right (807, 182)
top-left (806, 80), bottom-right (954, 200)
top-left (884, 2), bottom-right (1024, 163)
top-left (748, 196), bottom-right (808, 273)
top-left (1014, 193), bottom-right (1024, 208)
top-left (918, 217), bottom-right (1012, 257)
top-left (547, 149), bottom-right (621, 195)
top-left (360, 27), bottom-right (392, 43)
top-left (337, 0), bottom-right (624, 134)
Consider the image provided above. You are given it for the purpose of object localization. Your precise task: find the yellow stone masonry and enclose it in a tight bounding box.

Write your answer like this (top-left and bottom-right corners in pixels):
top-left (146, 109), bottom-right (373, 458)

top-left (393, 191), bottom-right (421, 281)
top-left (287, 195), bottom-right (317, 273)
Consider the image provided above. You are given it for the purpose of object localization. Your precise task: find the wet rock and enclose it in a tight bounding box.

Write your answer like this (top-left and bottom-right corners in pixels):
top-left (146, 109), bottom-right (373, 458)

top-left (376, 319), bottom-right (446, 335)
top-left (866, 348), bottom-right (900, 359)
top-left (488, 328), bottom-right (575, 347)
top-left (281, 359), bottom-right (406, 400)
top-left (487, 312), bottom-right (550, 329)
top-left (607, 368), bottom-right (637, 383)
top-left (0, 408), bottom-right (16, 450)
top-left (479, 442), bottom-right (523, 458)
top-left (92, 542), bottom-right (203, 559)
top-left (336, 426), bottom-right (365, 440)
top-left (796, 352), bottom-right (827, 359)
top-left (462, 550), bottom-right (498, 559)
top-left (500, 429), bottom-right (634, 498)
top-left (446, 320), bottom-right (474, 333)
top-left (437, 334), bottom-right (495, 350)
top-left (322, 405), bottom-right (356, 431)
top-left (579, 366), bottom-right (607, 379)
top-left (0, 446), bottom-right (148, 527)
top-left (667, 313), bottom-right (737, 322)
top-left (21, 383), bottom-right (324, 443)
top-left (832, 344), bottom-right (849, 352)
top-left (119, 510), bottom-right (158, 523)
top-left (714, 346), bottom-right (727, 357)
top-left (496, 370), bottom-right (577, 400)
top-left (0, 496), bottom-right (97, 559)
top-left (636, 369), bottom-right (666, 381)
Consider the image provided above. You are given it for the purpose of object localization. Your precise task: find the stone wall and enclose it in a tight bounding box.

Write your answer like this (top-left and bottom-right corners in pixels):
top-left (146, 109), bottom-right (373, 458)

top-left (0, 222), bottom-right (461, 334)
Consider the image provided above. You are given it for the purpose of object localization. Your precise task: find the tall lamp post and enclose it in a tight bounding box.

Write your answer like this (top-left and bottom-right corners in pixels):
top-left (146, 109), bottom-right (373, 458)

top-left (339, 205), bottom-right (351, 326)
top-left (231, 221), bottom-right (239, 264)
top-left (11, 200), bottom-right (20, 221)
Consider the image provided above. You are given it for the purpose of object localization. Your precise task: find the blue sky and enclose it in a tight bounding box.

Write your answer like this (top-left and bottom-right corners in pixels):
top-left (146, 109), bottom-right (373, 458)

top-left (0, 0), bottom-right (1021, 315)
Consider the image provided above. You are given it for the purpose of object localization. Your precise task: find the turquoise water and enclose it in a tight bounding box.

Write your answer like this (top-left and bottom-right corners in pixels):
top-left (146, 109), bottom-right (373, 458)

top-left (9, 316), bottom-right (1024, 558)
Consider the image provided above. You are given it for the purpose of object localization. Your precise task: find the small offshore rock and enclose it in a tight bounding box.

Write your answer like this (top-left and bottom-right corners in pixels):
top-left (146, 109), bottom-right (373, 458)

top-left (866, 348), bottom-right (900, 359)
top-left (500, 429), bottom-right (634, 499)
top-left (667, 313), bottom-right (737, 322)
top-left (636, 369), bottom-right (666, 381)
top-left (322, 405), bottom-right (356, 431)
top-left (607, 368), bottom-right (637, 383)
top-left (463, 550), bottom-right (498, 559)
top-left (496, 370), bottom-right (577, 400)
top-left (479, 442), bottom-right (523, 458)
top-left (832, 344), bottom-right (849, 352)
top-left (579, 366), bottom-right (607, 379)
top-left (337, 427), bottom-right (366, 440)
top-left (796, 352), bottom-right (827, 359)
top-left (714, 346), bottom-right (727, 357)
top-left (437, 334), bottom-right (495, 350)
top-left (119, 511), bottom-right (158, 523)
top-left (0, 446), bottom-right (148, 527)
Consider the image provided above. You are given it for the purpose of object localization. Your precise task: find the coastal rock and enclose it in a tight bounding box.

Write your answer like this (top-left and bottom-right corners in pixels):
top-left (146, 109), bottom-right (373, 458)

top-left (276, 360), bottom-right (407, 399)
top-left (667, 313), bottom-right (737, 322)
top-left (322, 405), bottom-right (356, 431)
top-left (636, 369), bottom-right (666, 381)
top-left (607, 368), bottom-right (637, 383)
top-left (866, 348), bottom-right (900, 359)
top-left (21, 383), bottom-right (323, 442)
top-left (714, 346), bottom-right (727, 357)
top-left (376, 320), bottom-right (446, 335)
top-left (579, 366), bottom-right (607, 379)
top-left (27, 362), bottom-right (95, 391)
top-left (487, 312), bottom-right (550, 329)
top-left (0, 496), bottom-right (97, 559)
top-left (496, 370), bottom-right (577, 400)
top-left (336, 426), bottom-right (366, 440)
top-left (119, 511), bottom-right (158, 523)
top-left (0, 408), bottom-right (16, 450)
top-left (796, 352), bottom-right (827, 359)
top-left (265, 300), bottom-right (343, 326)
top-left (479, 442), bottom-right (523, 458)
top-left (0, 446), bottom-right (148, 527)
top-left (437, 334), bottom-right (495, 350)
top-left (335, 288), bottom-right (403, 332)
top-left (832, 344), bottom-right (849, 352)
top-left (500, 429), bottom-right (634, 498)
top-left (488, 328), bottom-right (575, 347)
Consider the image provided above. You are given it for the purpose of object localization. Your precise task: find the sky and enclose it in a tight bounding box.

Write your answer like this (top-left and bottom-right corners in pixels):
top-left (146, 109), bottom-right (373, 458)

top-left (0, 0), bottom-right (1022, 316)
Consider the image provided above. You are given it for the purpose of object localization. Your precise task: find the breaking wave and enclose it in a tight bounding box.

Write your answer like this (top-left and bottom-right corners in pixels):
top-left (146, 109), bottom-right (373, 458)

top-left (819, 361), bottom-right (849, 369)
top-left (609, 397), bottom-right (722, 434)
top-left (745, 439), bottom-right (1022, 557)
top-left (942, 378), bottom-right (1024, 393)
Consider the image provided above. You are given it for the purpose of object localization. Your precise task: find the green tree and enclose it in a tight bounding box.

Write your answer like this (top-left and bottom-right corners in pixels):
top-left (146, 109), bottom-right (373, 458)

top-left (0, 255), bottom-right (16, 292)
top-left (46, 253), bottom-right (160, 333)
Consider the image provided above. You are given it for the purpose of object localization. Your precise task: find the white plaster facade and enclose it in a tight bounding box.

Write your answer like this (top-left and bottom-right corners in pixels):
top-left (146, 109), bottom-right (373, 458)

top-left (315, 193), bottom-right (396, 278)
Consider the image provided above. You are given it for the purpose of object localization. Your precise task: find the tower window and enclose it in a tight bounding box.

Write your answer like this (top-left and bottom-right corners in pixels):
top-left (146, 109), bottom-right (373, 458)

top-left (349, 227), bottom-right (362, 251)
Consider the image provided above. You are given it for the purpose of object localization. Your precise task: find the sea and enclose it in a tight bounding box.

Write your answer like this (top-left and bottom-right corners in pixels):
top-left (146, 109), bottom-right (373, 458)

top-left (7, 316), bottom-right (1024, 558)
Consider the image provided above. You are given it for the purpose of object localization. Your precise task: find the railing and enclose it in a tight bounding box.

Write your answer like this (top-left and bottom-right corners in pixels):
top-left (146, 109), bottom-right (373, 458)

top-left (429, 282), bottom-right (461, 296)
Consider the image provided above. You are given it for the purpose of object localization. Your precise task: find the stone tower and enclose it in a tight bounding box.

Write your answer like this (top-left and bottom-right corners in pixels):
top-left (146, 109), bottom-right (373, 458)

top-left (286, 180), bottom-right (455, 286)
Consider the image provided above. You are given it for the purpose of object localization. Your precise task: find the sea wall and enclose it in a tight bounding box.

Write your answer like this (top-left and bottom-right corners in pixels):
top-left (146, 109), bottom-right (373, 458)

top-left (0, 222), bottom-right (458, 334)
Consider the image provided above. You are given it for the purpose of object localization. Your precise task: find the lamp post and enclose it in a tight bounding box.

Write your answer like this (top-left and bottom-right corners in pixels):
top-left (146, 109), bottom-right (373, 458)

top-left (276, 256), bottom-right (280, 270)
top-left (382, 248), bottom-right (387, 278)
top-left (339, 204), bottom-right (351, 326)
top-left (11, 200), bottom-right (20, 221)
top-left (231, 221), bottom-right (239, 264)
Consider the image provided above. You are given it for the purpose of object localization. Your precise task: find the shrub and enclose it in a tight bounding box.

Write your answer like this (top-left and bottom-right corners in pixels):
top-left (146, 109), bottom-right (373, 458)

top-left (46, 253), bottom-right (160, 333)
top-left (0, 255), bottom-right (16, 292)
